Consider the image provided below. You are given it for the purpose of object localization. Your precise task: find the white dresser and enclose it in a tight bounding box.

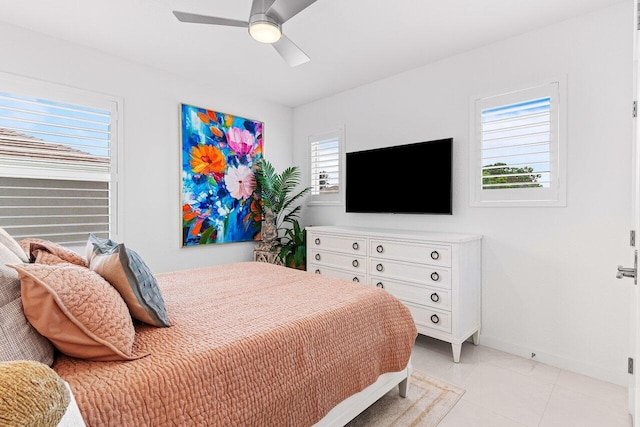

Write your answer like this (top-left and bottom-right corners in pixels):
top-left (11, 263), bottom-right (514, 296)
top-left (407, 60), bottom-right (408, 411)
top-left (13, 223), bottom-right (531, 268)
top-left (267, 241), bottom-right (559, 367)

top-left (306, 226), bottom-right (482, 362)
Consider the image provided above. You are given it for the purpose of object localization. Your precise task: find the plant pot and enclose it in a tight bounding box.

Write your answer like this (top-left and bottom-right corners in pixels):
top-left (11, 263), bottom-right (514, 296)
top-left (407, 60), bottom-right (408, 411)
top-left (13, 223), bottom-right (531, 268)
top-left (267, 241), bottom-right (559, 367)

top-left (261, 207), bottom-right (277, 244)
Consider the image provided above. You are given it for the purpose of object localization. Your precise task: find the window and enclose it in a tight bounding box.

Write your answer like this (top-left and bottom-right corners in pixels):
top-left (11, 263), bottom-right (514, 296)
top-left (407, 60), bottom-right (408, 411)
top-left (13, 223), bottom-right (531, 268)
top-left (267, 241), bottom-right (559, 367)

top-left (309, 128), bottom-right (343, 205)
top-left (470, 80), bottom-right (566, 207)
top-left (0, 74), bottom-right (121, 246)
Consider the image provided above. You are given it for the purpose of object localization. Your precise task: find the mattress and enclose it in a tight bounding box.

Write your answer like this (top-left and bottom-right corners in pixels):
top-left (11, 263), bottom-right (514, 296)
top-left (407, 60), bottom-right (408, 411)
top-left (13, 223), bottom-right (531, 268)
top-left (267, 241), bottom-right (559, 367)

top-left (53, 262), bottom-right (416, 426)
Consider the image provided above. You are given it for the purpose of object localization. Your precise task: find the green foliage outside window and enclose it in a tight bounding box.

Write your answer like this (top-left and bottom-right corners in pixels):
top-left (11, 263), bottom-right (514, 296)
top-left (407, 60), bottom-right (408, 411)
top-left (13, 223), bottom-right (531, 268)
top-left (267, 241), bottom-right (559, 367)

top-left (482, 163), bottom-right (542, 189)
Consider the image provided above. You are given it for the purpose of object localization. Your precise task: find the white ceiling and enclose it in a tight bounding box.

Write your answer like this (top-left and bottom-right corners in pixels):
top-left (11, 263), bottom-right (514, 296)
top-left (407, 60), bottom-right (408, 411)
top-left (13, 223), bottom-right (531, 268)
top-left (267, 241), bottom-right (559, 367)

top-left (0, 0), bottom-right (627, 107)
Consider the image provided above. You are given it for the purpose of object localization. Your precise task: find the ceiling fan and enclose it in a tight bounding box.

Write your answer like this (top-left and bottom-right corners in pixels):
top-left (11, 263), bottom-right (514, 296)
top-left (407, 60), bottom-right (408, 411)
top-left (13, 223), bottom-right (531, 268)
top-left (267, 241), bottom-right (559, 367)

top-left (173, 0), bottom-right (317, 67)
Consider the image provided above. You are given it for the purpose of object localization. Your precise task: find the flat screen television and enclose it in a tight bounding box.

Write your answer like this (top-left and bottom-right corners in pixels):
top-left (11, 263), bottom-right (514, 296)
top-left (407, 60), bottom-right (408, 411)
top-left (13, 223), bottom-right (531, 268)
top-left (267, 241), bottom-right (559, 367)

top-left (345, 138), bottom-right (452, 214)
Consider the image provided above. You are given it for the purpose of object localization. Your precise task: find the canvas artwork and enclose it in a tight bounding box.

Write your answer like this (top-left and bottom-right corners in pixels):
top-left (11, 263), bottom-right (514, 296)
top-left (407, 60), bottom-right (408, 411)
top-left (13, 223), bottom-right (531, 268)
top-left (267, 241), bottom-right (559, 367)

top-left (181, 103), bottom-right (263, 246)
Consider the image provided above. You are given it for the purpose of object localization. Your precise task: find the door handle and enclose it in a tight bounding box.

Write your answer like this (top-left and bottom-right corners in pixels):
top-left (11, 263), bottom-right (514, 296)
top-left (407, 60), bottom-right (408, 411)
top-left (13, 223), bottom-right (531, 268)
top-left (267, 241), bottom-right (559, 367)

top-left (617, 250), bottom-right (637, 285)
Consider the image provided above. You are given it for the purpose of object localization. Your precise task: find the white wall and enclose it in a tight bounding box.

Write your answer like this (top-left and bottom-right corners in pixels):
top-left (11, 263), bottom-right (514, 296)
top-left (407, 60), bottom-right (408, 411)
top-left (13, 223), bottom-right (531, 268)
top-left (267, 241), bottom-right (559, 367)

top-left (293, 3), bottom-right (633, 385)
top-left (0, 23), bottom-right (293, 273)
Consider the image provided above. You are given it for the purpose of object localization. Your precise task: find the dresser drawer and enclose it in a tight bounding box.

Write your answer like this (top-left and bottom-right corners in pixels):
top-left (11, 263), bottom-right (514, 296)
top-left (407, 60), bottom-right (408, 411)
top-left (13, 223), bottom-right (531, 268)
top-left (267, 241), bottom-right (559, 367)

top-left (404, 302), bottom-right (452, 334)
top-left (309, 249), bottom-right (366, 273)
top-left (308, 264), bottom-right (366, 284)
top-left (371, 276), bottom-right (451, 311)
top-left (369, 258), bottom-right (451, 289)
top-left (309, 233), bottom-right (367, 256)
top-left (370, 239), bottom-right (451, 267)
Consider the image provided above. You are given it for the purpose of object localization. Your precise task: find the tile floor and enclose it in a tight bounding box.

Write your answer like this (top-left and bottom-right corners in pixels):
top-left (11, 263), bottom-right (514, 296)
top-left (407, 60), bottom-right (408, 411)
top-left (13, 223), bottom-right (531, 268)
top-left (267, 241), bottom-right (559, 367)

top-left (411, 335), bottom-right (632, 426)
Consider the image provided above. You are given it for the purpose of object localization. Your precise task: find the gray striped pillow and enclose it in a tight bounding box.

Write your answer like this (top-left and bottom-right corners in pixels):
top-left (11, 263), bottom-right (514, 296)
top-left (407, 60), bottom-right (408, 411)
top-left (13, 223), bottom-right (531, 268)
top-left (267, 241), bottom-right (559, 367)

top-left (0, 242), bottom-right (54, 365)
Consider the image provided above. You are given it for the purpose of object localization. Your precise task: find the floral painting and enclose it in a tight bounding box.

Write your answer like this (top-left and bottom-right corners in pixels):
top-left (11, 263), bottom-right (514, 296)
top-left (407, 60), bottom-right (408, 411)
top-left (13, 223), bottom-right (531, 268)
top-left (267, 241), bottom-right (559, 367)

top-left (181, 103), bottom-right (263, 246)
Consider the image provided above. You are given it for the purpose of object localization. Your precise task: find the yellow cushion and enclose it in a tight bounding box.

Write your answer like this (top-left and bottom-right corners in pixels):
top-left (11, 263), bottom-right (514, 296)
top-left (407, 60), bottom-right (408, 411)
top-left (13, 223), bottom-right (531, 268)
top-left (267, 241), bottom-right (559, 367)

top-left (0, 361), bottom-right (70, 426)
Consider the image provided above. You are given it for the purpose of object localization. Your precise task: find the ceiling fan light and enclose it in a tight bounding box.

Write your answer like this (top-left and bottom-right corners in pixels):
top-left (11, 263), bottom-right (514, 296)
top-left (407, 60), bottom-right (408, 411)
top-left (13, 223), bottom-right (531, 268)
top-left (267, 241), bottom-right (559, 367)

top-left (249, 21), bottom-right (282, 44)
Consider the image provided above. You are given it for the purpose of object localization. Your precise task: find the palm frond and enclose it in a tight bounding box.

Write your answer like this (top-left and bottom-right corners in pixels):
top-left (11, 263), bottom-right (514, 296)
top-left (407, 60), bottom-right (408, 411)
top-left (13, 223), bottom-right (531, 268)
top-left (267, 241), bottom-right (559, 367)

top-left (281, 206), bottom-right (302, 224)
top-left (280, 187), bottom-right (311, 215)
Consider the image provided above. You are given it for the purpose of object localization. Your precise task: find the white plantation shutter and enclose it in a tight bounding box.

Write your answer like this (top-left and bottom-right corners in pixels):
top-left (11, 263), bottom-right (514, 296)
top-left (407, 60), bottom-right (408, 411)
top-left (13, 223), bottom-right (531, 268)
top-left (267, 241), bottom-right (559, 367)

top-left (481, 97), bottom-right (551, 189)
top-left (0, 75), bottom-right (120, 245)
top-left (471, 81), bottom-right (566, 207)
top-left (309, 129), bottom-right (343, 204)
top-left (0, 177), bottom-right (110, 244)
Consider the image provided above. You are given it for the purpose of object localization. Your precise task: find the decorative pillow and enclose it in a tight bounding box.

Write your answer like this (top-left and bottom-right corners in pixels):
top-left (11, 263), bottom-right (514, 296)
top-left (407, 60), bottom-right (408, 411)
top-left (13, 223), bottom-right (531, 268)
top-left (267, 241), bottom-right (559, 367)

top-left (19, 238), bottom-right (87, 267)
top-left (87, 234), bottom-right (170, 327)
top-left (0, 227), bottom-right (29, 263)
top-left (0, 361), bottom-right (70, 426)
top-left (33, 249), bottom-right (69, 265)
top-left (0, 243), bottom-right (54, 366)
top-left (11, 262), bottom-right (143, 361)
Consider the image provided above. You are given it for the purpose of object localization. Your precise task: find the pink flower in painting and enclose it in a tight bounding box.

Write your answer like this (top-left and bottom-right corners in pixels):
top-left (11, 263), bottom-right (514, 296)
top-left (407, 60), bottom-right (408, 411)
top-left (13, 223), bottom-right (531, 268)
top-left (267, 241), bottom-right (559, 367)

top-left (227, 127), bottom-right (255, 156)
top-left (224, 165), bottom-right (256, 200)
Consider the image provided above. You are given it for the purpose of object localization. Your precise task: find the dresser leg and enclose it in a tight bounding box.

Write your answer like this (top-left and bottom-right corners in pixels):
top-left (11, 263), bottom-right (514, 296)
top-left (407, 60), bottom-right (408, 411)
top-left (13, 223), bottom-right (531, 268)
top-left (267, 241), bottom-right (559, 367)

top-left (472, 330), bottom-right (480, 346)
top-left (451, 343), bottom-right (462, 363)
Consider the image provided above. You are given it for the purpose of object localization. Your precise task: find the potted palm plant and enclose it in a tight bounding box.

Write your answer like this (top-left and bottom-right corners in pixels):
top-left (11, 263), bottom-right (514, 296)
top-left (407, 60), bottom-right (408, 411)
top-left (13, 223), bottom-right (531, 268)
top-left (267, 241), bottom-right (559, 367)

top-left (254, 159), bottom-right (310, 269)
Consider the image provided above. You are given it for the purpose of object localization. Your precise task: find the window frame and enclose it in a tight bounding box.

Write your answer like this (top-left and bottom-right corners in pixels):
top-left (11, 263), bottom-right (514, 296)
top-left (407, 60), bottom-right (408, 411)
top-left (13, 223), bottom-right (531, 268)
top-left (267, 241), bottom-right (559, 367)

top-left (0, 72), bottom-right (124, 242)
top-left (469, 78), bottom-right (567, 207)
top-left (307, 127), bottom-right (345, 206)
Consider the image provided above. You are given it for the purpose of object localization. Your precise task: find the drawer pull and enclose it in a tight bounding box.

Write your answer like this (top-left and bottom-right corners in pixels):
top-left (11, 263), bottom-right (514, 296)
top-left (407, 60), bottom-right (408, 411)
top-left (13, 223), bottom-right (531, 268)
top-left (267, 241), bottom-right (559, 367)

top-left (430, 314), bottom-right (440, 324)
top-left (353, 277), bottom-right (360, 282)
top-left (430, 293), bottom-right (440, 302)
top-left (376, 263), bottom-right (384, 272)
top-left (315, 238), bottom-right (321, 245)
top-left (430, 250), bottom-right (440, 260)
top-left (376, 282), bottom-right (384, 289)
top-left (315, 253), bottom-right (321, 261)
top-left (430, 272), bottom-right (440, 282)
top-left (376, 245), bottom-right (384, 253)
top-left (314, 269), bottom-right (321, 274)
top-left (352, 259), bottom-right (359, 268)
top-left (352, 242), bottom-right (359, 250)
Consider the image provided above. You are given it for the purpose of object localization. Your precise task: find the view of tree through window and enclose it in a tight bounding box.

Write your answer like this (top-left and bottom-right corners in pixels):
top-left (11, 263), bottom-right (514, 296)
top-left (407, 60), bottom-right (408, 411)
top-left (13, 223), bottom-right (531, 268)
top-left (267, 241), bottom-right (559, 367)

top-left (482, 163), bottom-right (542, 189)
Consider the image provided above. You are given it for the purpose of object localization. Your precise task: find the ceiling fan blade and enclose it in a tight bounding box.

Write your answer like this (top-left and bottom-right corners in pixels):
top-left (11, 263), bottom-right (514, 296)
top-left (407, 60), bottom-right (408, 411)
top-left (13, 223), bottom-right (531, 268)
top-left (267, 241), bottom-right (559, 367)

top-left (266, 0), bottom-right (317, 23)
top-left (272, 34), bottom-right (310, 67)
top-left (173, 11), bottom-right (248, 28)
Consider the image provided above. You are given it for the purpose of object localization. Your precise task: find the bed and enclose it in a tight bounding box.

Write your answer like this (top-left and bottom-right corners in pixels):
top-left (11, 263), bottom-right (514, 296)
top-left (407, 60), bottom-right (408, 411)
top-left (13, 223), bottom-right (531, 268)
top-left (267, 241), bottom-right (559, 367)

top-left (53, 262), bottom-right (417, 426)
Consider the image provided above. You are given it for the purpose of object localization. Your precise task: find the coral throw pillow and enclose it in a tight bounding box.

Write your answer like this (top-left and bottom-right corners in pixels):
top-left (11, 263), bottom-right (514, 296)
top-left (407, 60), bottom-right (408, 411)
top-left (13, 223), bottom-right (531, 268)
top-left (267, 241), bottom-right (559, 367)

top-left (19, 238), bottom-right (87, 267)
top-left (11, 262), bottom-right (142, 361)
top-left (87, 234), bottom-right (170, 327)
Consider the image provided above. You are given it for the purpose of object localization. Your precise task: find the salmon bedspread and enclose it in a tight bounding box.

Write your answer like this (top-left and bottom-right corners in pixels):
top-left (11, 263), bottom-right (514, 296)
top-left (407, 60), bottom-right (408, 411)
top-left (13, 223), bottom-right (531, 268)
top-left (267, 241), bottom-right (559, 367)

top-left (53, 262), bottom-right (417, 426)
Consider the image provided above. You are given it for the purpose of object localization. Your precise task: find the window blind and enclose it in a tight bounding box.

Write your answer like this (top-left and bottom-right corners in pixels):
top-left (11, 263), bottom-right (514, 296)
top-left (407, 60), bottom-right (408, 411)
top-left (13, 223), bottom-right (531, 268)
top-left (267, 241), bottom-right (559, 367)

top-left (311, 137), bottom-right (340, 195)
top-left (0, 177), bottom-right (109, 245)
top-left (481, 97), bottom-right (552, 190)
top-left (0, 90), bottom-right (114, 245)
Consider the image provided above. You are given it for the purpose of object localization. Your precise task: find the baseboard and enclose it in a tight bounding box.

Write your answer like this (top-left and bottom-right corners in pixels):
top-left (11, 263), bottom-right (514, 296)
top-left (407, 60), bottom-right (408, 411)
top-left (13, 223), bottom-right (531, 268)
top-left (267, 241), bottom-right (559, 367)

top-left (479, 335), bottom-right (628, 387)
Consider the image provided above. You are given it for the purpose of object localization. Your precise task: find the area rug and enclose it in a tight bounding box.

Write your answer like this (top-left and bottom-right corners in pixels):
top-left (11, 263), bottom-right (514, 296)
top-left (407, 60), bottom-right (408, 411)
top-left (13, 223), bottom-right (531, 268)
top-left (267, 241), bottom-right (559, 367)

top-left (346, 369), bottom-right (465, 426)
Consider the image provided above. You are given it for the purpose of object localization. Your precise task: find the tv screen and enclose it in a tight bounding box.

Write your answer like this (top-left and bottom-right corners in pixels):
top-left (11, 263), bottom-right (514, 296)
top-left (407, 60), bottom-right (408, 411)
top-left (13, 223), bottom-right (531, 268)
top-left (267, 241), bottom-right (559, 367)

top-left (346, 138), bottom-right (452, 214)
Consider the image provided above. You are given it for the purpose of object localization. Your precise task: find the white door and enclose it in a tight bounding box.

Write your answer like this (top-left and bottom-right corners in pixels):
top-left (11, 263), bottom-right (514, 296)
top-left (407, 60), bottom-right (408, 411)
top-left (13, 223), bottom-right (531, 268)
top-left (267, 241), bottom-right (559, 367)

top-left (629, 1), bottom-right (640, 422)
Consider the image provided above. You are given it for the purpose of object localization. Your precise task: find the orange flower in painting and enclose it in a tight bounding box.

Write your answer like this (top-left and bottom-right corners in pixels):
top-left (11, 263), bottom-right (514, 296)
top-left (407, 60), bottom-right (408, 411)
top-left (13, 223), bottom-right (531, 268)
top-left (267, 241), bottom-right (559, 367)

top-left (189, 144), bottom-right (226, 175)
top-left (207, 110), bottom-right (218, 123)
top-left (197, 112), bottom-right (210, 124)
top-left (183, 204), bottom-right (198, 221)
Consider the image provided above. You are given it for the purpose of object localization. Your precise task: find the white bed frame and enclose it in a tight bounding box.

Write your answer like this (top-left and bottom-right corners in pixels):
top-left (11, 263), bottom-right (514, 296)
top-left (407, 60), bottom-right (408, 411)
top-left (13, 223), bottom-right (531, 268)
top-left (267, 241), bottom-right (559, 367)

top-left (60, 362), bottom-right (412, 427)
top-left (314, 361), bottom-right (413, 426)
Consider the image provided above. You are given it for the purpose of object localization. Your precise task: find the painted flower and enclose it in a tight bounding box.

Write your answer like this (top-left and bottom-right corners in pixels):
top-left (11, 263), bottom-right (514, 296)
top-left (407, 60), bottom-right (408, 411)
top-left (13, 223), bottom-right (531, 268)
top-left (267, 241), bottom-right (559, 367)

top-left (215, 200), bottom-right (231, 217)
top-left (224, 164), bottom-right (256, 200)
top-left (182, 203), bottom-right (211, 237)
top-left (227, 127), bottom-right (255, 156)
top-left (189, 144), bottom-right (226, 175)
